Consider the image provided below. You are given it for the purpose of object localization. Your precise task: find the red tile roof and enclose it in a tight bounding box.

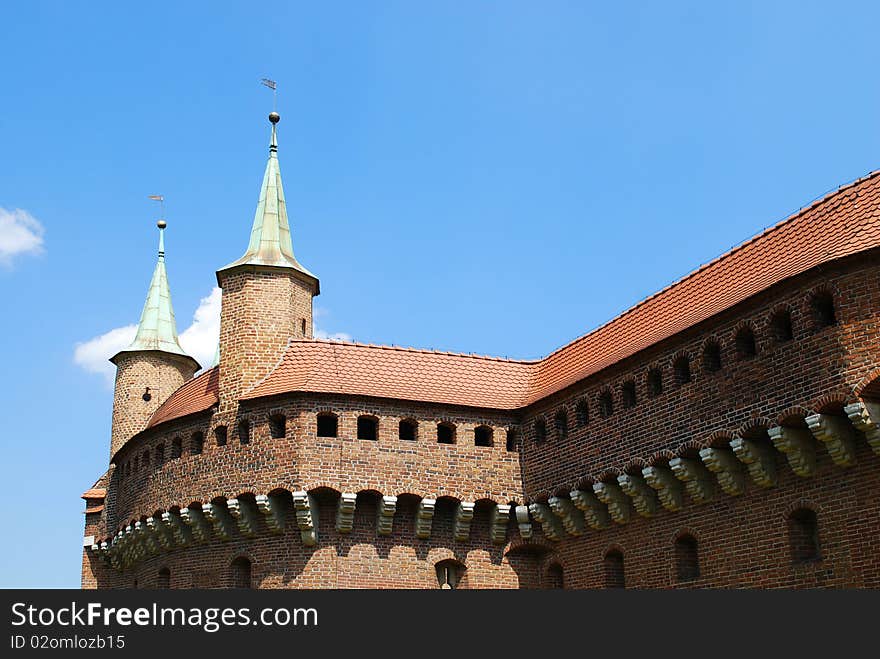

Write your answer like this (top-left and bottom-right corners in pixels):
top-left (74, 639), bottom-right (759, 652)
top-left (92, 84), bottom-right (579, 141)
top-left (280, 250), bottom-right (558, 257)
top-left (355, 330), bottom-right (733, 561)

top-left (80, 488), bottom-right (106, 500)
top-left (147, 366), bottom-right (219, 428)
top-left (148, 170), bottom-right (880, 426)
top-left (243, 341), bottom-right (535, 408)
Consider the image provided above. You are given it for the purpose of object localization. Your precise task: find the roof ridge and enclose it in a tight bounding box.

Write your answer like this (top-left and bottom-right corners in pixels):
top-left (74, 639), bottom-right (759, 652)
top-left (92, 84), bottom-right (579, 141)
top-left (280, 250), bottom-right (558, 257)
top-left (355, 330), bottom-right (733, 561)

top-left (287, 338), bottom-right (538, 364)
top-left (540, 168), bottom-right (880, 362)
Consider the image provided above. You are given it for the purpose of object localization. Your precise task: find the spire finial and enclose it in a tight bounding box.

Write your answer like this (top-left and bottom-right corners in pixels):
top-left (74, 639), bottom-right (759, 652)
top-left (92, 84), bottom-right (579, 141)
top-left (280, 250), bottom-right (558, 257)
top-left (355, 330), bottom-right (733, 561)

top-left (269, 111), bottom-right (280, 153)
top-left (157, 219), bottom-right (167, 259)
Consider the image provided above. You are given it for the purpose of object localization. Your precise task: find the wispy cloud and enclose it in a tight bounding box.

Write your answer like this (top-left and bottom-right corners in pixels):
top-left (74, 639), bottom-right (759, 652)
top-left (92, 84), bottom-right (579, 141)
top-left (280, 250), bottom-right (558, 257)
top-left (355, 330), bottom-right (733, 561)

top-left (179, 287), bottom-right (222, 368)
top-left (74, 290), bottom-right (351, 385)
top-left (73, 287), bottom-right (222, 386)
top-left (0, 207), bottom-right (45, 267)
top-left (313, 305), bottom-right (352, 342)
top-left (73, 325), bottom-right (137, 383)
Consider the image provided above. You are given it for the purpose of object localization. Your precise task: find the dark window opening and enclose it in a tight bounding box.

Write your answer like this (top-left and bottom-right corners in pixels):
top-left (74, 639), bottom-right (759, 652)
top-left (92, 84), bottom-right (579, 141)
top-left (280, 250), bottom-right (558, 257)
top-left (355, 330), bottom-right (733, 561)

top-left (604, 550), bottom-right (625, 589)
top-left (599, 391), bottom-right (614, 417)
top-left (171, 437), bottom-right (182, 459)
top-left (269, 414), bottom-right (286, 439)
top-left (505, 429), bottom-right (518, 452)
top-left (231, 557), bottom-right (252, 589)
top-left (214, 426), bottom-right (227, 447)
top-left (317, 413), bottom-right (338, 438)
top-left (702, 342), bottom-right (722, 373)
top-left (301, 318), bottom-right (307, 335)
top-left (675, 534), bottom-right (700, 582)
top-left (134, 455), bottom-right (139, 473)
top-left (771, 310), bottom-right (794, 342)
top-left (673, 357), bottom-right (692, 386)
top-left (143, 450), bottom-right (150, 467)
top-left (190, 432), bottom-right (204, 455)
top-left (789, 508), bottom-right (821, 563)
top-left (735, 327), bottom-right (757, 359)
top-left (555, 410), bottom-right (568, 439)
top-left (647, 368), bottom-right (663, 397)
top-left (155, 444), bottom-right (164, 464)
top-left (575, 399), bottom-right (589, 426)
top-left (811, 292), bottom-right (836, 329)
top-left (435, 559), bottom-right (465, 589)
top-left (437, 422), bottom-right (456, 444)
top-left (534, 418), bottom-right (547, 443)
top-left (157, 567), bottom-right (170, 589)
top-left (238, 420), bottom-right (250, 445)
top-left (474, 425), bottom-right (493, 447)
top-left (399, 419), bottom-right (417, 441)
top-left (546, 563), bottom-right (564, 589)
top-left (357, 415), bottom-right (378, 441)
top-left (622, 381), bottom-right (637, 409)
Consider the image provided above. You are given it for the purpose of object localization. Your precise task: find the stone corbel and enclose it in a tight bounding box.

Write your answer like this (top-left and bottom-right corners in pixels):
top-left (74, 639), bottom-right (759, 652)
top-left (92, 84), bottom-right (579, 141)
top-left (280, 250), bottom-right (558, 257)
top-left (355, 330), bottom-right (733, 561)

top-left (376, 495), bottom-right (397, 536)
top-left (570, 489), bottom-right (611, 530)
top-left (592, 482), bottom-right (633, 524)
top-left (335, 493), bottom-right (357, 534)
top-left (292, 491), bottom-right (319, 546)
top-left (642, 465), bottom-right (683, 511)
top-left (255, 494), bottom-right (285, 533)
top-left (845, 401), bottom-right (880, 455)
top-left (669, 457), bottom-right (715, 503)
top-left (767, 426), bottom-right (816, 477)
top-left (180, 506), bottom-right (211, 544)
top-left (453, 502), bottom-right (475, 541)
top-left (699, 447), bottom-right (747, 495)
top-left (161, 510), bottom-right (192, 546)
top-left (515, 505), bottom-right (533, 539)
top-left (227, 498), bottom-right (259, 537)
top-left (201, 502), bottom-right (235, 541)
top-left (617, 473), bottom-right (658, 518)
top-left (547, 496), bottom-right (586, 536)
top-left (415, 498), bottom-right (436, 539)
top-left (528, 502), bottom-right (564, 541)
top-left (806, 413), bottom-right (857, 466)
top-left (489, 503), bottom-right (510, 545)
top-left (730, 437), bottom-right (777, 488)
top-left (146, 516), bottom-right (173, 551)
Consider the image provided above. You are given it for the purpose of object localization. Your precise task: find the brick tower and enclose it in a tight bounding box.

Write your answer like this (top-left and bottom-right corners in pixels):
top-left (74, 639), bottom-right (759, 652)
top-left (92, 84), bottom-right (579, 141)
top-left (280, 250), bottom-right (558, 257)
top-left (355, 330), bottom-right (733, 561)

top-left (109, 221), bottom-right (200, 456)
top-left (216, 111), bottom-right (320, 410)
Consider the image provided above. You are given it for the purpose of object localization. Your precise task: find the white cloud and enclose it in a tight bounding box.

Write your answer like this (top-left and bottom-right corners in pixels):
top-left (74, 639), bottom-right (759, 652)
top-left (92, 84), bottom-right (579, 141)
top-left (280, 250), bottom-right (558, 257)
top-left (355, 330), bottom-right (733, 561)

top-left (179, 286), bottom-right (222, 369)
top-left (313, 305), bottom-right (351, 342)
top-left (0, 207), bottom-right (45, 266)
top-left (73, 325), bottom-right (137, 383)
top-left (74, 290), bottom-right (351, 386)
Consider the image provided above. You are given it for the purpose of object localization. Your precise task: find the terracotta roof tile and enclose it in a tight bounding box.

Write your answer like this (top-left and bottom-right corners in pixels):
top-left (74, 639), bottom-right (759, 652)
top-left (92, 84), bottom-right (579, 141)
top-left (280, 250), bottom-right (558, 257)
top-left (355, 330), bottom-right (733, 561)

top-left (80, 488), bottom-right (106, 500)
top-left (150, 170), bottom-right (880, 423)
top-left (243, 342), bottom-right (536, 409)
top-left (147, 366), bottom-right (219, 429)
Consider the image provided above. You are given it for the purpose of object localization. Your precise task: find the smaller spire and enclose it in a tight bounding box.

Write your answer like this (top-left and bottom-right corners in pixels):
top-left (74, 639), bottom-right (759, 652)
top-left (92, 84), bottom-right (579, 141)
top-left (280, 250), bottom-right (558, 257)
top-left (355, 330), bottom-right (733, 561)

top-left (112, 221), bottom-right (199, 367)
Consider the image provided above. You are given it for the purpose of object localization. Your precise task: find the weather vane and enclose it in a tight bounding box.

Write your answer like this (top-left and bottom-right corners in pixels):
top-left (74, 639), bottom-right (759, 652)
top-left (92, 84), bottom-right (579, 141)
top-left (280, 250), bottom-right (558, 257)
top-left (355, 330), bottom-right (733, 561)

top-left (148, 194), bottom-right (165, 220)
top-left (260, 78), bottom-right (277, 111)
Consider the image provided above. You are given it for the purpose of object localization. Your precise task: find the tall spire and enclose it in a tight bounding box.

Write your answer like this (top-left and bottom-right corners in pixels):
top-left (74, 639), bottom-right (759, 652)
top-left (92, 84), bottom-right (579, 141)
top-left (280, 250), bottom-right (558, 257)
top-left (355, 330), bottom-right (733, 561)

top-left (217, 112), bottom-right (319, 291)
top-left (112, 221), bottom-right (198, 366)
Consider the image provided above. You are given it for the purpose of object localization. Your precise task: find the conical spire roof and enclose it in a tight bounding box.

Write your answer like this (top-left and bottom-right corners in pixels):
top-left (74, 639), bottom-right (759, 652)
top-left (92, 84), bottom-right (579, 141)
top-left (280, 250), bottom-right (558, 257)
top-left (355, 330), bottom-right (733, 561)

top-left (217, 112), bottom-right (319, 290)
top-left (112, 222), bottom-right (199, 367)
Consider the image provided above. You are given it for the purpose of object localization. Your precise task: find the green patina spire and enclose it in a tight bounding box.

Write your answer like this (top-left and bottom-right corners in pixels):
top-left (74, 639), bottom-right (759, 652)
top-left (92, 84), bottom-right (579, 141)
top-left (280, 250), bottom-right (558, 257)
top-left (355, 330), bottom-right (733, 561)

top-left (112, 221), bottom-right (198, 366)
top-left (217, 112), bottom-right (319, 290)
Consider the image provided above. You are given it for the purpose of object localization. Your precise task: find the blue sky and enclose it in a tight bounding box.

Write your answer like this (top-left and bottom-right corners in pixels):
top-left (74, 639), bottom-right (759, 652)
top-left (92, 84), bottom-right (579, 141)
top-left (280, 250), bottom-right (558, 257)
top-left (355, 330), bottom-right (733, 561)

top-left (1, 1), bottom-right (878, 587)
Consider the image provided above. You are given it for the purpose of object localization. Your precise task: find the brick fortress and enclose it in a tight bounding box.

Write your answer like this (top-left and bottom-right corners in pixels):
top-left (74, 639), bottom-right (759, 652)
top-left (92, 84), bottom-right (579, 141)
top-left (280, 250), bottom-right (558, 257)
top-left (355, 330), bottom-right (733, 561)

top-left (81, 111), bottom-right (880, 588)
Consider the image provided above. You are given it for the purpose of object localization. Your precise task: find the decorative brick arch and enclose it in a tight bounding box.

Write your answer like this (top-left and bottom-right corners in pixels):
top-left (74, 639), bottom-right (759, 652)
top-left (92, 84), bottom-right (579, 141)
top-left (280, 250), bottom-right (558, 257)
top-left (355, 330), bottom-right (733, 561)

top-left (808, 391), bottom-right (852, 414)
top-left (854, 368), bottom-right (880, 399)
top-left (738, 417), bottom-right (774, 437)
top-left (776, 406), bottom-right (812, 426)
top-left (704, 428), bottom-right (736, 448)
top-left (648, 449), bottom-right (676, 466)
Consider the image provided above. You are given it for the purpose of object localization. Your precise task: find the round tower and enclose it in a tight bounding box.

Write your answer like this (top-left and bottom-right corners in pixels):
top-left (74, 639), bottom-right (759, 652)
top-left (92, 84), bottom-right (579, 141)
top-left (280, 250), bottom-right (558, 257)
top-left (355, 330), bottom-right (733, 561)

top-left (109, 221), bottom-right (200, 456)
top-left (216, 112), bottom-right (320, 411)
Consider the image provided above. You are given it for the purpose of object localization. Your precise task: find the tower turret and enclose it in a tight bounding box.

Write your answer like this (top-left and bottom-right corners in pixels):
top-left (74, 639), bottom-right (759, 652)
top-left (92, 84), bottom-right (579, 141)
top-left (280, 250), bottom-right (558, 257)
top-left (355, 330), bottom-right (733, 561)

top-left (216, 112), bottom-right (319, 410)
top-left (109, 221), bottom-right (200, 456)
